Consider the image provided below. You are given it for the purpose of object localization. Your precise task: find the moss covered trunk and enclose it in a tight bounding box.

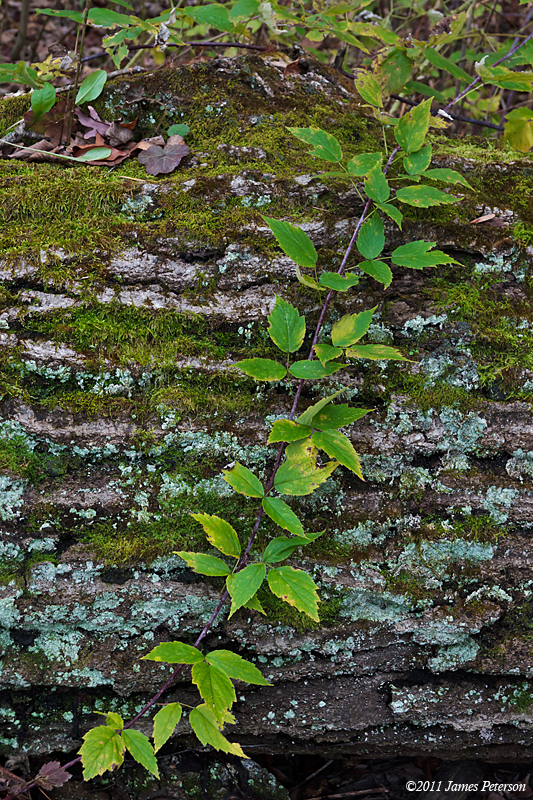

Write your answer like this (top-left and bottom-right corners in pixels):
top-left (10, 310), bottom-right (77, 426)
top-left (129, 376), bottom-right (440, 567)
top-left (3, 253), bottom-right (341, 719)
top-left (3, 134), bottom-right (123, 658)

top-left (1, 53), bottom-right (533, 761)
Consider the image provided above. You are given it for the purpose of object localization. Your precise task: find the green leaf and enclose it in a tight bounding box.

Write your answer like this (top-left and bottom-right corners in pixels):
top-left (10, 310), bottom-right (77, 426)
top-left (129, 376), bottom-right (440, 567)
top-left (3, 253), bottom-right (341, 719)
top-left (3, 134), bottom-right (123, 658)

top-left (425, 47), bottom-right (471, 82)
top-left (364, 166), bottom-right (390, 203)
top-left (237, 358), bottom-right (286, 381)
top-left (75, 147), bottom-right (112, 162)
top-left (347, 152), bottom-right (382, 176)
top-left (31, 82), bottom-right (56, 124)
top-left (477, 63), bottom-right (533, 91)
top-left (167, 123), bottom-right (190, 137)
top-left (405, 80), bottom-right (446, 102)
top-left (396, 185), bottom-right (457, 207)
top-left (190, 512), bottom-right (241, 558)
top-left (243, 593), bottom-right (265, 613)
top-left (403, 143), bottom-right (432, 175)
top-left (353, 71), bottom-right (383, 107)
top-left (289, 360), bottom-right (344, 379)
top-left (331, 307), bottom-right (375, 348)
top-left (376, 203), bottom-right (403, 229)
top-left (263, 217), bottom-right (317, 269)
top-left (345, 344), bottom-right (408, 360)
top-left (122, 729), bottom-right (159, 779)
top-left (2, 60), bottom-right (42, 89)
top-left (176, 552), bottom-right (231, 577)
top-left (268, 420), bottom-right (312, 443)
top-left (357, 215), bottom-right (385, 260)
top-left (80, 726), bottom-right (125, 781)
top-left (153, 703), bottom-right (182, 753)
top-left (314, 343), bottom-right (344, 365)
top-left (192, 661), bottom-right (236, 721)
top-left (75, 70), bottom-right (107, 105)
top-left (189, 704), bottom-right (247, 758)
top-left (262, 496), bottom-right (305, 538)
top-left (88, 8), bottom-right (134, 27)
top-left (229, 0), bottom-right (260, 21)
top-left (205, 650), bottom-right (270, 685)
top-left (378, 48), bottom-right (412, 94)
top-left (352, 21), bottom-right (399, 44)
top-left (297, 388), bottom-right (347, 425)
top-left (185, 3), bottom-right (235, 31)
top-left (318, 272), bottom-right (359, 291)
top-left (227, 563), bottom-right (267, 617)
top-left (504, 108), bottom-right (533, 152)
top-left (287, 127), bottom-right (343, 162)
top-left (274, 440), bottom-right (338, 496)
top-left (263, 536), bottom-right (305, 563)
top-left (35, 7), bottom-right (84, 23)
top-left (295, 264), bottom-right (326, 291)
top-left (267, 296), bottom-right (306, 353)
top-left (142, 641), bottom-right (203, 665)
top-left (311, 430), bottom-right (363, 478)
top-left (424, 168), bottom-right (472, 188)
top-left (391, 241), bottom-right (459, 269)
top-left (267, 566), bottom-right (320, 621)
top-left (394, 97), bottom-right (432, 154)
top-left (357, 259), bottom-right (393, 287)
top-left (309, 404), bottom-right (371, 430)
top-left (106, 713), bottom-right (123, 730)
top-left (222, 463), bottom-right (264, 498)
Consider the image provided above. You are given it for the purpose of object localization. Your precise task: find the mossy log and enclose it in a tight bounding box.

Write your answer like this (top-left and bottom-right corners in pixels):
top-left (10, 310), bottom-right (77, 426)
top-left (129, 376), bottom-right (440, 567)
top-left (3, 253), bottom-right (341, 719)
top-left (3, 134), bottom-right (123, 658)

top-left (1, 53), bottom-right (533, 761)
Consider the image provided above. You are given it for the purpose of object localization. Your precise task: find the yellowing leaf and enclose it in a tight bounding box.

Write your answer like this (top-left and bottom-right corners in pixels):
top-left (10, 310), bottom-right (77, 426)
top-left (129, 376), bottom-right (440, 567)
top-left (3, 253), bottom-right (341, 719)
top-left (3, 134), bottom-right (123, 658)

top-left (227, 563), bottom-right (267, 616)
top-left (267, 566), bottom-right (320, 621)
top-left (331, 307), bottom-right (376, 347)
top-left (189, 704), bottom-right (248, 758)
top-left (191, 661), bottom-right (236, 721)
top-left (190, 513), bottom-right (241, 558)
top-left (153, 703), bottom-right (182, 752)
top-left (311, 430), bottom-right (363, 479)
top-left (122, 729), bottom-right (159, 778)
top-left (79, 726), bottom-right (125, 781)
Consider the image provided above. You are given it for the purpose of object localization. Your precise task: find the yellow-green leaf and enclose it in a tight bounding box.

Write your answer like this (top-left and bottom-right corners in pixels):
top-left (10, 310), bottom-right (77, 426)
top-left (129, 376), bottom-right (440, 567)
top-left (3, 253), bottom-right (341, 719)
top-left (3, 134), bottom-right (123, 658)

top-left (190, 512), bottom-right (241, 557)
top-left (205, 649), bottom-right (271, 685)
top-left (311, 430), bottom-right (363, 478)
top-left (331, 307), bottom-right (376, 347)
top-left (122, 729), bottom-right (159, 778)
top-left (262, 496), bottom-right (306, 538)
top-left (394, 97), bottom-right (432, 154)
top-left (176, 552), bottom-right (231, 576)
top-left (267, 566), bottom-right (320, 621)
top-left (191, 661), bottom-right (236, 721)
top-left (268, 420), bottom-right (312, 443)
top-left (142, 641), bottom-right (203, 664)
top-left (222, 463), bottom-right (264, 499)
top-left (80, 726), bottom-right (125, 781)
top-left (153, 703), bottom-right (182, 752)
top-left (227, 563), bottom-right (267, 617)
top-left (189, 704), bottom-right (248, 758)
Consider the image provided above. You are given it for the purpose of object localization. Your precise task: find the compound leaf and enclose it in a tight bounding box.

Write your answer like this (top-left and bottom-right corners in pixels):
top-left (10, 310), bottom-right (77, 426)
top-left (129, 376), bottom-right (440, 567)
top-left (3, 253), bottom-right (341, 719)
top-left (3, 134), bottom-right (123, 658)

top-left (262, 496), bottom-right (305, 537)
top-left (345, 344), bottom-right (408, 361)
top-left (263, 217), bottom-right (317, 269)
top-left (287, 126), bottom-right (343, 161)
top-left (237, 358), bottom-right (286, 381)
top-left (268, 296), bottom-right (306, 353)
top-left (205, 650), bottom-right (270, 685)
top-left (142, 641), bottom-right (203, 665)
top-left (274, 440), bottom-right (338, 496)
top-left (391, 241), bottom-right (459, 269)
top-left (190, 512), bottom-right (241, 558)
top-left (396, 185), bottom-right (457, 207)
top-left (318, 272), bottom-right (359, 291)
top-left (176, 552), bottom-right (231, 577)
top-left (222, 463), bottom-right (264, 498)
top-left (331, 307), bottom-right (375, 347)
top-left (311, 430), bottom-right (363, 478)
top-left (394, 97), bottom-right (432, 153)
top-left (357, 259), bottom-right (393, 287)
top-left (357, 214), bottom-right (385, 260)
top-left (189, 704), bottom-right (247, 758)
top-left (227, 563), bottom-right (267, 616)
top-left (267, 566), bottom-right (320, 621)
top-left (309, 404), bottom-right (371, 430)
top-left (80, 726), bottom-right (125, 781)
top-left (192, 661), bottom-right (236, 721)
top-left (268, 420), bottom-right (312, 443)
top-left (347, 152), bottom-right (382, 176)
top-left (289, 360), bottom-right (344, 379)
top-left (122, 729), bottom-right (159, 779)
top-left (153, 703), bottom-right (182, 752)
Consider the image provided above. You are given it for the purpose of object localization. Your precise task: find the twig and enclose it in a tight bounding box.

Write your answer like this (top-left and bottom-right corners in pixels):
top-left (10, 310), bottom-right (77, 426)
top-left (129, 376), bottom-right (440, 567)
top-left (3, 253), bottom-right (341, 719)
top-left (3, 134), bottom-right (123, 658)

top-left (10, 0), bottom-right (31, 61)
top-left (66, 0), bottom-right (91, 144)
top-left (291, 760), bottom-right (334, 792)
top-left (81, 40), bottom-right (269, 63)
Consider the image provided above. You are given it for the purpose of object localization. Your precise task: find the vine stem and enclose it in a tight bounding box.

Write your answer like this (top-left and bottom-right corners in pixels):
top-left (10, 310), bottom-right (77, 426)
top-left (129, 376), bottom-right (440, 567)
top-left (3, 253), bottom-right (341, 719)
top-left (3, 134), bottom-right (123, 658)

top-left (6, 26), bottom-right (533, 800)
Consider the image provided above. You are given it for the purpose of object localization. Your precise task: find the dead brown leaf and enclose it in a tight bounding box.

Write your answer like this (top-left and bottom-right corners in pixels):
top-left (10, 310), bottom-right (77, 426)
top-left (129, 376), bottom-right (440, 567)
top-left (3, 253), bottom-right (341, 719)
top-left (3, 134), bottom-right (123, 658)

top-left (106, 120), bottom-right (135, 147)
top-left (470, 213), bottom-right (496, 223)
top-left (9, 139), bottom-right (56, 161)
top-left (284, 57), bottom-right (301, 76)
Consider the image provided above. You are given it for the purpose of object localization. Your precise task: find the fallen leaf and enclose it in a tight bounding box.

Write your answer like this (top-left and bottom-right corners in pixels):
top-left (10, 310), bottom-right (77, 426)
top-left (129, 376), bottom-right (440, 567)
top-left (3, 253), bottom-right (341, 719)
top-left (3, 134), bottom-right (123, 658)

top-left (24, 98), bottom-right (69, 136)
top-left (138, 142), bottom-right (190, 175)
top-left (121, 118), bottom-right (137, 131)
top-left (76, 140), bottom-right (137, 166)
top-left (470, 213), bottom-right (496, 224)
top-left (9, 139), bottom-right (55, 161)
top-left (75, 105), bottom-right (110, 138)
top-left (284, 57), bottom-right (301, 76)
top-left (167, 134), bottom-right (185, 146)
top-left (36, 762), bottom-right (72, 790)
top-left (106, 120), bottom-right (135, 147)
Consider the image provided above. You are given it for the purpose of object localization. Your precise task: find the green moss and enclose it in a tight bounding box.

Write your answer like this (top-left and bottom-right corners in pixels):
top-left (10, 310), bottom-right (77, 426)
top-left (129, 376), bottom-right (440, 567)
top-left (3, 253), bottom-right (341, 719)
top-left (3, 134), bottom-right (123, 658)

top-left (0, 93), bottom-right (31, 138)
